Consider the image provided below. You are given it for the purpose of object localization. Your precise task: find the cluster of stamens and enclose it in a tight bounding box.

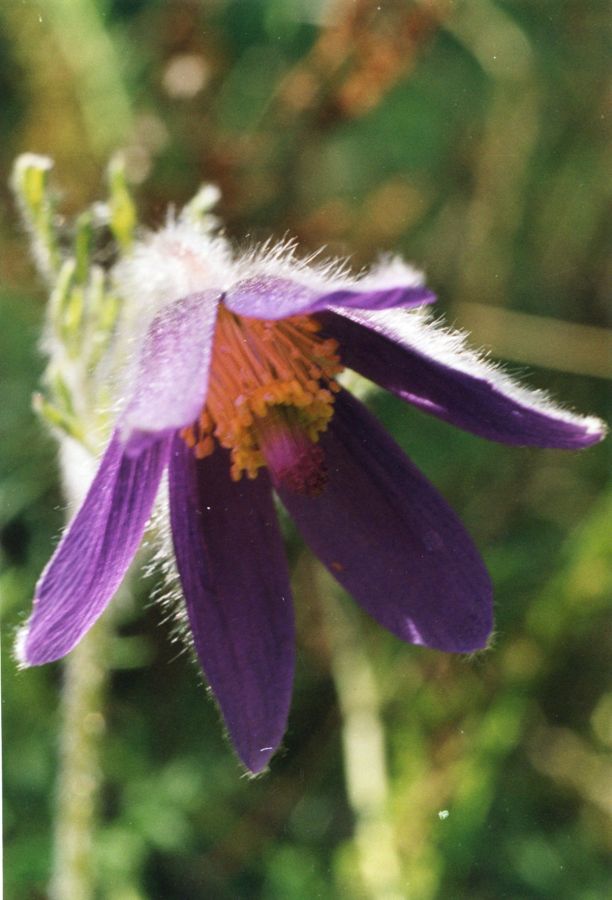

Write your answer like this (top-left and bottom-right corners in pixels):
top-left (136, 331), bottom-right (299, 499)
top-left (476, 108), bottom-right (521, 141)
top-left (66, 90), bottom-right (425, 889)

top-left (180, 306), bottom-right (343, 491)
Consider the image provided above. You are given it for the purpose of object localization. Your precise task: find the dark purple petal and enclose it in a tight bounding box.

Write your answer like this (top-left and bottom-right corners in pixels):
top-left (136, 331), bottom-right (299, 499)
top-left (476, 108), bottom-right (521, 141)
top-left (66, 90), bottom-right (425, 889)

top-left (224, 275), bottom-right (434, 320)
top-left (277, 390), bottom-right (492, 653)
top-left (121, 291), bottom-right (220, 455)
top-left (320, 309), bottom-right (606, 449)
top-left (169, 437), bottom-right (295, 773)
top-left (19, 431), bottom-right (171, 665)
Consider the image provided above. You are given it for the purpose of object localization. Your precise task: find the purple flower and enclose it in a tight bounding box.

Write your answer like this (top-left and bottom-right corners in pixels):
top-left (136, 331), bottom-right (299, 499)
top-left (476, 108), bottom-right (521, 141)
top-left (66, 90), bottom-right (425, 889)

top-left (17, 224), bottom-right (606, 773)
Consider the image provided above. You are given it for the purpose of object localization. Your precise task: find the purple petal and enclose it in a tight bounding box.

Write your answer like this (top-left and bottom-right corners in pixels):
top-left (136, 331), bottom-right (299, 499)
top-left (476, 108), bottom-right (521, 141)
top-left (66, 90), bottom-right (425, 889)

top-left (321, 309), bottom-right (606, 449)
top-left (224, 273), bottom-right (434, 321)
top-left (121, 291), bottom-right (220, 455)
top-left (18, 431), bottom-right (170, 666)
top-left (277, 390), bottom-right (492, 653)
top-left (169, 437), bottom-right (295, 773)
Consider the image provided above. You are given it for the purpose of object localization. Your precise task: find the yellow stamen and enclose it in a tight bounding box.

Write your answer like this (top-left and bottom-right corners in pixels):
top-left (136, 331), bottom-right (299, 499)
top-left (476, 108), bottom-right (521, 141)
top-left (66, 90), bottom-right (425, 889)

top-left (180, 306), bottom-right (344, 481)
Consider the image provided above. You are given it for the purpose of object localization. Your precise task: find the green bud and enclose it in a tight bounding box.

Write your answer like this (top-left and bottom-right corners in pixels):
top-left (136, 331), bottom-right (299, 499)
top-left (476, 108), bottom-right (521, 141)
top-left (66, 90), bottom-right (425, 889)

top-left (180, 182), bottom-right (221, 231)
top-left (49, 259), bottom-right (77, 340)
top-left (107, 155), bottom-right (137, 252)
top-left (10, 154), bottom-right (61, 279)
top-left (32, 392), bottom-right (87, 446)
top-left (74, 210), bottom-right (94, 284)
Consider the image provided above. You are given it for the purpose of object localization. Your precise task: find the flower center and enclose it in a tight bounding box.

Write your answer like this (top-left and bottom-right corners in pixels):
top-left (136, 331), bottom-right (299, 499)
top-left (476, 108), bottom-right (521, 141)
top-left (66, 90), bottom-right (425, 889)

top-left (180, 306), bottom-right (343, 493)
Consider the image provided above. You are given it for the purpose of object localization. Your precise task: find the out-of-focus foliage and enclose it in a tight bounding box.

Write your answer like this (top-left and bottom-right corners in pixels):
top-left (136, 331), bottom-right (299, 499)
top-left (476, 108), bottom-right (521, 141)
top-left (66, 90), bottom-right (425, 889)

top-left (1, 1), bottom-right (610, 898)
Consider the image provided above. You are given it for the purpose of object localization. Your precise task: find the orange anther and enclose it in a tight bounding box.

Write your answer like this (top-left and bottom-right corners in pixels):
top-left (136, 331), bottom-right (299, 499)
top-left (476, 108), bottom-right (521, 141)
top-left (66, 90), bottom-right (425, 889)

top-left (180, 306), bottom-right (343, 478)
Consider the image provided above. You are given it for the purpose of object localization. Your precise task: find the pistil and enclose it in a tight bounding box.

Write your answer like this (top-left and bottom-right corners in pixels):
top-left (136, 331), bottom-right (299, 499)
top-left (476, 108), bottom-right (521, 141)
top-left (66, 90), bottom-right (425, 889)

top-left (256, 407), bottom-right (328, 497)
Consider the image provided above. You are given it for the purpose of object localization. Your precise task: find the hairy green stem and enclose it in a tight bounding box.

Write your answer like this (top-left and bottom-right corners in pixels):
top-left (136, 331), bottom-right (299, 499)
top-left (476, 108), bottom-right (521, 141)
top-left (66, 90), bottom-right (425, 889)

top-left (50, 618), bottom-right (109, 900)
top-left (322, 579), bottom-right (405, 899)
top-left (49, 441), bottom-right (111, 900)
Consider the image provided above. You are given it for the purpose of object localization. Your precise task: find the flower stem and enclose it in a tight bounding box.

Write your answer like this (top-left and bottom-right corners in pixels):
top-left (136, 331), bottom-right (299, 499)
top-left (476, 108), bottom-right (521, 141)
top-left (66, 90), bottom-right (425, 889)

top-left (49, 440), bottom-right (111, 900)
top-left (322, 581), bottom-right (405, 899)
top-left (50, 616), bottom-right (110, 900)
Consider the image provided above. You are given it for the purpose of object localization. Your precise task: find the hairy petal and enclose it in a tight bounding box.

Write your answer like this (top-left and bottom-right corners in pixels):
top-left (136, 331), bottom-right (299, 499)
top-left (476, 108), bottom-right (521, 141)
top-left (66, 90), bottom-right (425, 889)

top-left (321, 308), bottom-right (606, 448)
top-left (224, 268), bottom-right (434, 321)
top-left (18, 432), bottom-right (170, 665)
top-left (121, 291), bottom-right (220, 455)
top-left (169, 438), bottom-right (295, 774)
top-left (277, 390), bottom-right (492, 653)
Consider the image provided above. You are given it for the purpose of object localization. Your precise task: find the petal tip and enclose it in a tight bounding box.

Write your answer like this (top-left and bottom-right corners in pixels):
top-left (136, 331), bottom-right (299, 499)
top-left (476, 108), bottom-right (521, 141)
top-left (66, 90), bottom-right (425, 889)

top-left (13, 625), bottom-right (31, 669)
top-left (240, 745), bottom-right (277, 776)
top-left (418, 288), bottom-right (437, 307)
top-left (461, 624), bottom-right (497, 658)
top-left (404, 577), bottom-right (494, 655)
top-left (414, 622), bottom-right (494, 655)
top-left (232, 725), bottom-right (287, 775)
top-left (461, 631), bottom-right (494, 656)
top-left (13, 619), bottom-right (69, 668)
top-left (581, 415), bottom-right (608, 445)
top-left (14, 618), bottom-right (72, 667)
top-left (546, 412), bottom-right (608, 450)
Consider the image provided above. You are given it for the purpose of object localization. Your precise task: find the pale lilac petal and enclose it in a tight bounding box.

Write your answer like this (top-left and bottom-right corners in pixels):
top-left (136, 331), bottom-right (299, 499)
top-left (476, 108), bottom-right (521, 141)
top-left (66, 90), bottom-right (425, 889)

top-left (277, 391), bottom-right (492, 653)
top-left (121, 291), bottom-right (220, 455)
top-left (18, 432), bottom-right (171, 666)
top-left (321, 309), bottom-right (606, 449)
top-left (169, 438), bottom-right (295, 773)
top-left (224, 273), bottom-right (434, 321)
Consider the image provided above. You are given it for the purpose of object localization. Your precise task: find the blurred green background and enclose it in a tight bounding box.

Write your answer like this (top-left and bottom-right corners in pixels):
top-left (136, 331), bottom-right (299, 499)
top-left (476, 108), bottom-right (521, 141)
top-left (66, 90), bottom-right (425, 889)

top-left (1, 1), bottom-right (610, 898)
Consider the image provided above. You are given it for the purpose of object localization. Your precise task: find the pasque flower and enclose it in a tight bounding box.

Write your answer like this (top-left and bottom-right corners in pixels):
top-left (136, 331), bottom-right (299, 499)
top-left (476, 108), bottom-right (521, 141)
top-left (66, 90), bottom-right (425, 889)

top-left (18, 223), bottom-right (605, 772)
